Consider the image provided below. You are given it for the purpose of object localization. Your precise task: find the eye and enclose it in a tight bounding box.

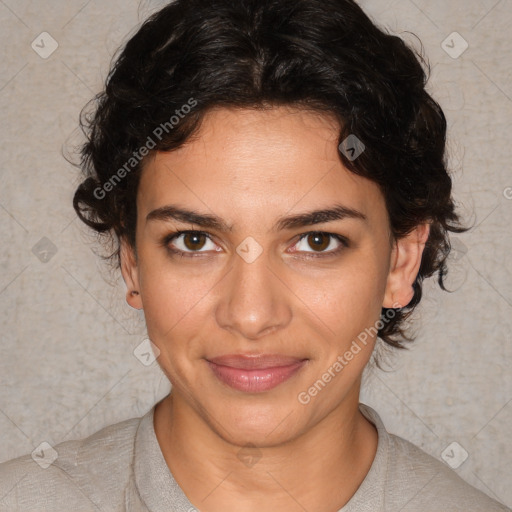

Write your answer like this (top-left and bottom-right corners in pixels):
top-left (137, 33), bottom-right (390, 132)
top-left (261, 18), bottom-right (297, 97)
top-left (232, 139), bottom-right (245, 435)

top-left (164, 230), bottom-right (220, 257)
top-left (163, 230), bottom-right (349, 259)
top-left (291, 232), bottom-right (348, 257)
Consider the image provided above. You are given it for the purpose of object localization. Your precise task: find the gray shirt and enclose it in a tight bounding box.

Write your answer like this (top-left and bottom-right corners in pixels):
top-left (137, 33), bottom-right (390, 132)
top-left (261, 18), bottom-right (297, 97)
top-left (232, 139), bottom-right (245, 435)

top-left (0, 402), bottom-right (509, 511)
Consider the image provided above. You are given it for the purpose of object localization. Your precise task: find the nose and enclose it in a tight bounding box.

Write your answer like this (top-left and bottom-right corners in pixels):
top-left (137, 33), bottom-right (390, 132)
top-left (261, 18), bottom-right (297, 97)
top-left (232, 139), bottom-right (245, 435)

top-left (214, 246), bottom-right (292, 341)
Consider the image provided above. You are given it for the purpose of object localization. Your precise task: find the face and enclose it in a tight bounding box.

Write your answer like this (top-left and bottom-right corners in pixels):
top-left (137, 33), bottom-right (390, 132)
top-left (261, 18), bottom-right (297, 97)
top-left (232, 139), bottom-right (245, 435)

top-left (122, 106), bottom-right (426, 447)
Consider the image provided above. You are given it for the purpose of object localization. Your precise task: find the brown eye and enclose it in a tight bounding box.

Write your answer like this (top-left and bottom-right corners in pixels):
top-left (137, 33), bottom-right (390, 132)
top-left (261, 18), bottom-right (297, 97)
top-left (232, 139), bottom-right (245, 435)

top-left (165, 231), bottom-right (218, 256)
top-left (183, 232), bottom-right (207, 251)
top-left (292, 231), bottom-right (348, 258)
top-left (306, 233), bottom-right (330, 252)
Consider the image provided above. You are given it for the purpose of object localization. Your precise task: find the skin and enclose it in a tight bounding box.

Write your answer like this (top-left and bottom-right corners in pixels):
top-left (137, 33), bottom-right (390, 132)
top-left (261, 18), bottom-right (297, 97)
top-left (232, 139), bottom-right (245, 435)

top-left (121, 105), bottom-right (429, 512)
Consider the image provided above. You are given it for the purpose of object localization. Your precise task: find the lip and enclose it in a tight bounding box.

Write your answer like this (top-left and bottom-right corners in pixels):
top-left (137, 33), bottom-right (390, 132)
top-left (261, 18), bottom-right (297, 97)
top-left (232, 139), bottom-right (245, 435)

top-left (206, 354), bottom-right (308, 393)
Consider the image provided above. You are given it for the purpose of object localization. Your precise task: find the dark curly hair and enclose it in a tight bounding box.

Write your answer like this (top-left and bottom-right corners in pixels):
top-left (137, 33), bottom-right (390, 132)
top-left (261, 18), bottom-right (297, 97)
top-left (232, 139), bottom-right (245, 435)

top-left (72, 0), bottom-right (468, 352)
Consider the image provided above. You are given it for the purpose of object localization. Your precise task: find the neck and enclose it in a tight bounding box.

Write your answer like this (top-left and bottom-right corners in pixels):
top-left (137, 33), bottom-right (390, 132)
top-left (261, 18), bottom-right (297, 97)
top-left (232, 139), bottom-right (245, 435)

top-left (154, 388), bottom-right (378, 512)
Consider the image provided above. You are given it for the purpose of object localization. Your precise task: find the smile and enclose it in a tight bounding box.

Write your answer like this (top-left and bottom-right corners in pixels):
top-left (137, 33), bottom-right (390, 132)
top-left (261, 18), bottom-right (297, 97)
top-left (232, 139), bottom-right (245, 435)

top-left (206, 354), bottom-right (308, 393)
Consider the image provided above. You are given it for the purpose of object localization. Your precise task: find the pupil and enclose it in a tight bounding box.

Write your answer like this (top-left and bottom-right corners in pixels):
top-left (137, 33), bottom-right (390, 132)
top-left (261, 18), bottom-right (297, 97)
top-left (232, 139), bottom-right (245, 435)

top-left (309, 233), bottom-right (328, 251)
top-left (185, 233), bottom-right (205, 250)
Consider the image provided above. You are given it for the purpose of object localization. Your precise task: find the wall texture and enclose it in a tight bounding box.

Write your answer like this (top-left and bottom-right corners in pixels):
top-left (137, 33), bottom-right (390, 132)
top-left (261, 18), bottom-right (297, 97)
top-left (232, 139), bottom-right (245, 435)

top-left (0, 0), bottom-right (511, 508)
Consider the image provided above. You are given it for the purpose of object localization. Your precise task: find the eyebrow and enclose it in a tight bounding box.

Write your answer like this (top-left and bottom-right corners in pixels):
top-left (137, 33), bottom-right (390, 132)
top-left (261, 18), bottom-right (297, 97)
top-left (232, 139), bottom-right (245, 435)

top-left (146, 203), bottom-right (367, 232)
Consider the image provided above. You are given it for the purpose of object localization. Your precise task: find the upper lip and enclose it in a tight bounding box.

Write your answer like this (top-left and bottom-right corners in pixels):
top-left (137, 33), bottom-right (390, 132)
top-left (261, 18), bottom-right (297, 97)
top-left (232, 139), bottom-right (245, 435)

top-left (206, 354), bottom-right (307, 369)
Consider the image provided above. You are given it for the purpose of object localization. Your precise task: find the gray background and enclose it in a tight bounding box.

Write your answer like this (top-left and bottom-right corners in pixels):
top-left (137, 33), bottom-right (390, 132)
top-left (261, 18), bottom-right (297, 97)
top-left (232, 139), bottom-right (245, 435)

top-left (0, 0), bottom-right (511, 507)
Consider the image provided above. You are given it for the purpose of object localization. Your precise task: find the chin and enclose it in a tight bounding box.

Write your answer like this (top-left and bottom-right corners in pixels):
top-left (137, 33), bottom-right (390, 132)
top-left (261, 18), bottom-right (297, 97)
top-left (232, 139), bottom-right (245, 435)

top-left (208, 400), bottom-right (305, 448)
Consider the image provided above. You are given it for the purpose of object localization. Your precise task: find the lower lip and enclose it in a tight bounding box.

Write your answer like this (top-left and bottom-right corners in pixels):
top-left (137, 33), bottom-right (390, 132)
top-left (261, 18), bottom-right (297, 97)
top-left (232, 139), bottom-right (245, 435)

top-left (206, 360), bottom-right (307, 393)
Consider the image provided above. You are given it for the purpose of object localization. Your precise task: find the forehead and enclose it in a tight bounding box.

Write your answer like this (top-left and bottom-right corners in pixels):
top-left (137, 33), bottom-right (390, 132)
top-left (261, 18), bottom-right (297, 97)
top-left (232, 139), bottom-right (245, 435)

top-left (137, 106), bottom-right (387, 230)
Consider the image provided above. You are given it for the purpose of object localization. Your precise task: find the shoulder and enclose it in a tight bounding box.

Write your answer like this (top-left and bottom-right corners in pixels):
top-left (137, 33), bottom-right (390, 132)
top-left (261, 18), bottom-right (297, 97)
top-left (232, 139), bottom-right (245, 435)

top-left (0, 416), bottom-right (142, 512)
top-left (386, 433), bottom-right (510, 511)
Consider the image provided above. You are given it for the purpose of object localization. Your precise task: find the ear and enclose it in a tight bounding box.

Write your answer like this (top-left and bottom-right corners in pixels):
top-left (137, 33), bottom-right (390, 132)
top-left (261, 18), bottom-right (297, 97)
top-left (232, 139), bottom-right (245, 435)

top-left (120, 238), bottom-right (143, 310)
top-left (383, 223), bottom-right (430, 308)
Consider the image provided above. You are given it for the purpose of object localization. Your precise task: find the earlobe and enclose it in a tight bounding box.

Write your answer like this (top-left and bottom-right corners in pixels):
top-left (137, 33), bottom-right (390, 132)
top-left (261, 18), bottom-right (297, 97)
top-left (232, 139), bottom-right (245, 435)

top-left (382, 223), bottom-right (430, 309)
top-left (120, 239), bottom-right (143, 310)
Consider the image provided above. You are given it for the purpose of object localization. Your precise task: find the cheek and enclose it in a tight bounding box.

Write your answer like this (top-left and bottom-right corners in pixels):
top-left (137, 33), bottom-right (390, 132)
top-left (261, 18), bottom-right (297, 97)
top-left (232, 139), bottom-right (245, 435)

top-left (136, 235), bottom-right (390, 363)
top-left (138, 264), bottom-right (211, 389)
top-left (136, 257), bottom-right (219, 373)
top-left (304, 252), bottom-right (388, 339)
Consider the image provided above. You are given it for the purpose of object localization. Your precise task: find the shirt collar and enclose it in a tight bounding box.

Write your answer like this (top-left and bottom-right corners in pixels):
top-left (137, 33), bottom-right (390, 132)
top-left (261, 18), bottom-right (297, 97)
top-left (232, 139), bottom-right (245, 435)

top-left (339, 402), bottom-right (389, 511)
top-left (132, 402), bottom-right (196, 512)
top-left (130, 401), bottom-right (388, 512)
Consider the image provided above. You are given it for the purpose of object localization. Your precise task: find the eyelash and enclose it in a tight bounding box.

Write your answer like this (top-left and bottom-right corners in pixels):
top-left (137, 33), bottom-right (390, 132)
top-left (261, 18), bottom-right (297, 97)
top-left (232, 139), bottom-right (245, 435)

top-left (162, 230), bottom-right (349, 260)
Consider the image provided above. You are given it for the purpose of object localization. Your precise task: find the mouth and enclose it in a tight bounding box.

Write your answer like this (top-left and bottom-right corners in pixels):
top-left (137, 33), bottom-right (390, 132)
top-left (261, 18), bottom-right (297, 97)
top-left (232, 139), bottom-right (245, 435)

top-left (205, 353), bottom-right (308, 393)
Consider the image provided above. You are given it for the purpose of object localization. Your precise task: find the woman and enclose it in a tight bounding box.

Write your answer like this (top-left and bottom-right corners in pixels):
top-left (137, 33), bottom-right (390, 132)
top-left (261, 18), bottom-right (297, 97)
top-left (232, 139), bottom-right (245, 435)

top-left (0, 0), bottom-right (509, 510)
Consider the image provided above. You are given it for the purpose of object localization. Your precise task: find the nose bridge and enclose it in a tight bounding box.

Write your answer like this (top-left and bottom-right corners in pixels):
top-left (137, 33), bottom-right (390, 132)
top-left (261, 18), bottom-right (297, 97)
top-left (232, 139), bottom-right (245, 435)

top-left (215, 243), bottom-right (292, 340)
